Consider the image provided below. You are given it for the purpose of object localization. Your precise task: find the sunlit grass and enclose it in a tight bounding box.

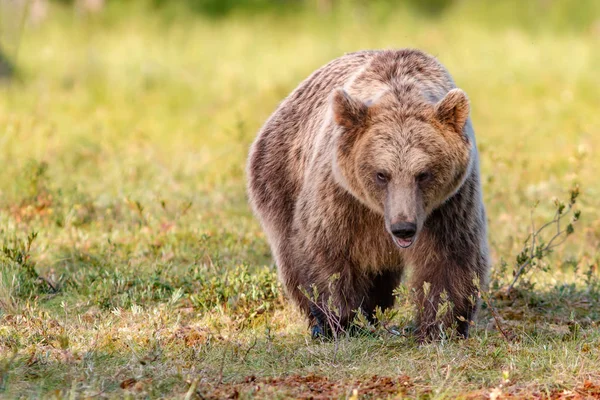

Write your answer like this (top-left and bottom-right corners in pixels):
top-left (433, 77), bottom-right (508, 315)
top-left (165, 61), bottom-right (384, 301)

top-left (0, 1), bottom-right (599, 398)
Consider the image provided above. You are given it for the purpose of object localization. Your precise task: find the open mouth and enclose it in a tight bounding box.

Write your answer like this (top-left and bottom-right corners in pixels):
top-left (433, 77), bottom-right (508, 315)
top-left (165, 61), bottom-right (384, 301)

top-left (393, 236), bottom-right (415, 249)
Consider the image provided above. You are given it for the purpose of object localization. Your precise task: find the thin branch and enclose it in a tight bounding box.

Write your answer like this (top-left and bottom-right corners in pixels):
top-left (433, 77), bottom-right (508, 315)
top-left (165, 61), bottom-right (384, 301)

top-left (217, 344), bottom-right (228, 386)
top-left (547, 236), bottom-right (569, 251)
top-left (507, 259), bottom-right (533, 291)
top-left (308, 296), bottom-right (343, 363)
top-left (507, 202), bottom-right (576, 292)
top-left (488, 300), bottom-right (511, 342)
top-left (529, 208), bottom-right (536, 275)
top-left (241, 338), bottom-right (257, 363)
top-left (546, 229), bottom-right (567, 249)
top-left (38, 276), bottom-right (58, 293)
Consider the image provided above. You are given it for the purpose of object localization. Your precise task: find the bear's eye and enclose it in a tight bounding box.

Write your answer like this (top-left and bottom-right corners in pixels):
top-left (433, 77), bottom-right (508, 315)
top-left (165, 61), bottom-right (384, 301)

top-left (416, 172), bottom-right (432, 183)
top-left (375, 172), bottom-right (389, 185)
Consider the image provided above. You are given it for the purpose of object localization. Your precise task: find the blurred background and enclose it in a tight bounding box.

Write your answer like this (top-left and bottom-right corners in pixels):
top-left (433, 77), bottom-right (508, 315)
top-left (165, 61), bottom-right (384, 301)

top-left (1, 0), bottom-right (599, 294)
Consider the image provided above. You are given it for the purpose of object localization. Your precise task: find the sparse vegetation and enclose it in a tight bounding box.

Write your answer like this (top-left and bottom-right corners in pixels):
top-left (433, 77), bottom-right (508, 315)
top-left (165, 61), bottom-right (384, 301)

top-left (1, 1), bottom-right (599, 398)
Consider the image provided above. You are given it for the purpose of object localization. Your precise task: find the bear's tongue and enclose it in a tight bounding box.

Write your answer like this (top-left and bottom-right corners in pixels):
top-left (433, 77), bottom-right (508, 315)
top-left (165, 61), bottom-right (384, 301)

top-left (394, 237), bottom-right (414, 249)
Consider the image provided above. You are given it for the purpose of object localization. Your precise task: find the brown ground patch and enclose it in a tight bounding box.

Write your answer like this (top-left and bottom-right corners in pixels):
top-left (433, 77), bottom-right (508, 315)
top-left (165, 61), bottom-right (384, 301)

top-left (463, 380), bottom-right (600, 400)
top-left (197, 374), bottom-right (413, 399)
top-left (193, 377), bottom-right (600, 400)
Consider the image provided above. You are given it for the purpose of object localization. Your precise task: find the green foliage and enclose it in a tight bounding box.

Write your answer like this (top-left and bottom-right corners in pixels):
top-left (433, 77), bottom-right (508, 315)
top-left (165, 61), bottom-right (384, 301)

top-left (507, 186), bottom-right (582, 292)
top-left (45, 0), bottom-right (600, 33)
top-left (0, 46), bottom-right (15, 79)
top-left (0, 231), bottom-right (54, 301)
top-left (190, 264), bottom-right (280, 314)
top-left (151, 0), bottom-right (293, 17)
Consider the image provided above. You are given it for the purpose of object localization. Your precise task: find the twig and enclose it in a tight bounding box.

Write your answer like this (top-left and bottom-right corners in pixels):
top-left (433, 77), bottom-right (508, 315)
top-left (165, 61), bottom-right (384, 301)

top-left (184, 378), bottom-right (200, 400)
top-left (507, 259), bottom-right (532, 292)
top-left (507, 201), bottom-right (577, 292)
top-left (217, 344), bottom-right (228, 385)
top-left (529, 208), bottom-right (536, 276)
top-left (37, 276), bottom-right (58, 293)
top-left (308, 296), bottom-right (343, 363)
top-left (241, 338), bottom-right (257, 363)
top-left (487, 298), bottom-right (511, 342)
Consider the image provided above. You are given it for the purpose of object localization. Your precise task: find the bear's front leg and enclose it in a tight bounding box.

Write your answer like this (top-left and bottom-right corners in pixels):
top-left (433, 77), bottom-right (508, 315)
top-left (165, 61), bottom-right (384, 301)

top-left (304, 262), bottom-right (374, 339)
top-left (409, 234), bottom-right (489, 340)
top-left (411, 268), bottom-right (479, 340)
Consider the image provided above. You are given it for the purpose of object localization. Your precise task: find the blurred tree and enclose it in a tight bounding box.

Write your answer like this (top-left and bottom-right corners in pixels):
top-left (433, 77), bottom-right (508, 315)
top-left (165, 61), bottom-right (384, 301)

top-left (40, 0), bottom-right (600, 32)
top-left (144, 0), bottom-right (458, 17)
top-left (405, 0), bottom-right (454, 15)
top-left (45, 0), bottom-right (458, 17)
top-left (150, 0), bottom-right (295, 16)
top-left (0, 0), bottom-right (29, 80)
top-left (0, 46), bottom-right (14, 79)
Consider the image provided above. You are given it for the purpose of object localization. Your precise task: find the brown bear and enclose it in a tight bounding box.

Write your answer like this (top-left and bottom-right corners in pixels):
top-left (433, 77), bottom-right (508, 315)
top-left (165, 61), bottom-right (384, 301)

top-left (247, 49), bottom-right (490, 340)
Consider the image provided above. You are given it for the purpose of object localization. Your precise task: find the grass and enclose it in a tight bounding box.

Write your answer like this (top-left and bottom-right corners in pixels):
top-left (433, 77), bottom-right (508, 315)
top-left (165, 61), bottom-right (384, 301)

top-left (1, 1), bottom-right (600, 398)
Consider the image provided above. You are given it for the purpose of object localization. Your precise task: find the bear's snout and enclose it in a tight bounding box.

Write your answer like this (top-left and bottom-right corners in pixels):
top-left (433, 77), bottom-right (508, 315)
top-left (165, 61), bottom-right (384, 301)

top-left (391, 221), bottom-right (417, 239)
top-left (390, 221), bottom-right (417, 248)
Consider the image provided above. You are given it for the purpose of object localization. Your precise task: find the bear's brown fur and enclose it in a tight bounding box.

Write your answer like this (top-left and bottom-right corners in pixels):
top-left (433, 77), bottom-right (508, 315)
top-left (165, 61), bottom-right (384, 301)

top-left (247, 49), bottom-right (490, 339)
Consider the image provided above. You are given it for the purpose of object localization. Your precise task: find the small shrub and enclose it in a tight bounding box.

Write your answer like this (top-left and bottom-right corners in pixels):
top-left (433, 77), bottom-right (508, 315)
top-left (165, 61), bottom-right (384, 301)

top-left (506, 186), bottom-right (581, 292)
top-left (190, 264), bottom-right (281, 316)
top-left (0, 231), bottom-right (57, 302)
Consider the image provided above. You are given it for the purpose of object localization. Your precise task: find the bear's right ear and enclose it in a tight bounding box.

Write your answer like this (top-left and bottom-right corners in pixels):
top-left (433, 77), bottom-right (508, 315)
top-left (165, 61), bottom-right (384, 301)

top-left (434, 88), bottom-right (470, 135)
top-left (332, 88), bottom-right (369, 129)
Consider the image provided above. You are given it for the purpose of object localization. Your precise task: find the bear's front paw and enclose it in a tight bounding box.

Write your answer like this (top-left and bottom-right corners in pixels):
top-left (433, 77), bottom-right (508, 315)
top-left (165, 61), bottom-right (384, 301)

top-left (311, 323), bottom-right (326, 340)
top-left (310, 304), bottom-right (332, 340)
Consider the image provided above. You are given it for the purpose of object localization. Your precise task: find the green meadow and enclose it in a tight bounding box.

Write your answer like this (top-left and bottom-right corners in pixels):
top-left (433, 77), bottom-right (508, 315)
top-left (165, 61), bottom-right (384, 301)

top-left (1, 1), bottom-right (599, 398)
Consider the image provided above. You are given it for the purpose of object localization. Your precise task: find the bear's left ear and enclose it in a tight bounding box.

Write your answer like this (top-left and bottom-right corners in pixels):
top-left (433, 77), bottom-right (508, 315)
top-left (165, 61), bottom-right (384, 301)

top-left (434, 88), bottom-right (470, 134)
top-left (332, 88), bottom-right (369, 129)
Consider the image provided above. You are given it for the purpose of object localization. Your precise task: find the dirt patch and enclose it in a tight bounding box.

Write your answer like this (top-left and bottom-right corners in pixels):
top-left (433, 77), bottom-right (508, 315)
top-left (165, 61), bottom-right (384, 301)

top-left (195, 377), bottom-right (600, 400)
top-left (463, 380), bottom-right (600, 400)
top-left (198, 374), bottom-right (413, 399)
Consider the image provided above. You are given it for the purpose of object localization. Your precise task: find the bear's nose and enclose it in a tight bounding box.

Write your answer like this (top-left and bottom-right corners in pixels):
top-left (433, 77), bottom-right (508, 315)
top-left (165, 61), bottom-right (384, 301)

top-left (391, 222), bottom-right (417, 239)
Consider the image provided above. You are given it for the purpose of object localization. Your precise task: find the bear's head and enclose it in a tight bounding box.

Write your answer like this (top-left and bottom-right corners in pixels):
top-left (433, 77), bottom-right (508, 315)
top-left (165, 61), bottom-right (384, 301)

top-left (331, 86), bottom-right (473, 249)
